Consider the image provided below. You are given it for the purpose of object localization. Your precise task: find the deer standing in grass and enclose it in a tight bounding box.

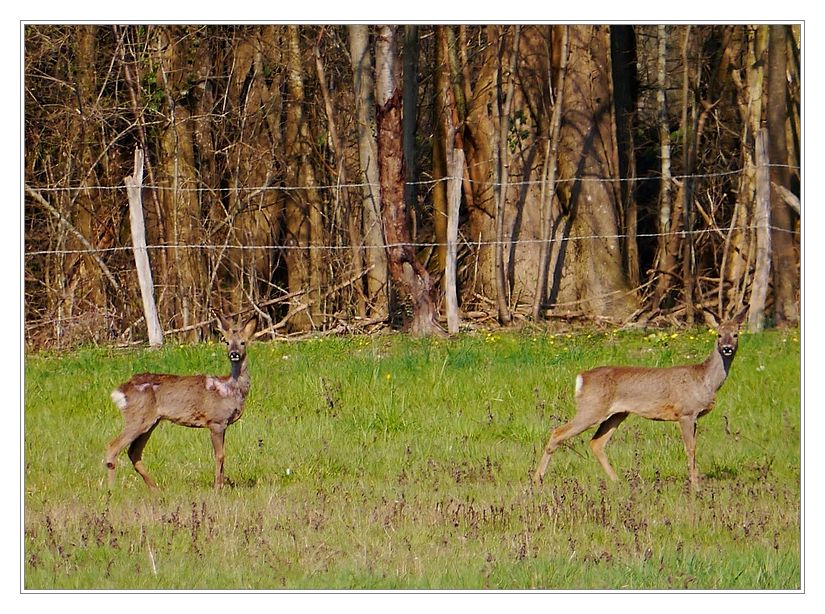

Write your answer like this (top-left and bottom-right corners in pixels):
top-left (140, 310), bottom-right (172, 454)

top-left (533, 309), bottom-right (747, 491)
top-left (105, 313), bottom-right (257, 490)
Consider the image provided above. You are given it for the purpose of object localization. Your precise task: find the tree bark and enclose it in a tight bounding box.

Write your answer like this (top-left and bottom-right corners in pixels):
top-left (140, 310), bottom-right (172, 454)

top-left (653, 25), bottom-right (676, 309)
top-left (284, 25), bottom-right (324, 331)
top-left (403, 25), bottom-right (419, 216)
top-left (493, 25), bottom-right (520, 325)
top-left (349, 25), bottom-right (389, 318)
top-left (316, 28), bottom-right (366, 318)
top-left (155, 25), bottom-right (207, 339)
top-left (69, 25), bottom-right (105, 311)
top-left (610, 25), bottom-right (640, 290)
top-left (374, 25), bottom-right (443, 337)
top-left (768, 24), bottom-right (799, 326)
top-left (678, 26), bottom-right (695, 324)
top-left (432, 26), bottom-right (452, 275)
top-left (723, 25), bottom-right (766, 314)
top-left (552, 25), bottom-right (638, 319)
top-left (464, 26), bottom-right (500, 304)
top-left (532, 25), bottom-right (568, 321)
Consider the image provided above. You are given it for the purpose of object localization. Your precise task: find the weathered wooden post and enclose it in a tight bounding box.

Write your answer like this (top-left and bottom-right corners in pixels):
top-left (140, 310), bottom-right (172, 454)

top-left (124, 147), bottom-right (163, 347)
top-left (749, 128), bottom-right (772, 333)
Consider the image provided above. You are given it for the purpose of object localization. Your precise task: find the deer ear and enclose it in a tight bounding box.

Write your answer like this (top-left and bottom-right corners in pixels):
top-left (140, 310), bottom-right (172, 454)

top-left (733, 305), bottom-right (749, 325)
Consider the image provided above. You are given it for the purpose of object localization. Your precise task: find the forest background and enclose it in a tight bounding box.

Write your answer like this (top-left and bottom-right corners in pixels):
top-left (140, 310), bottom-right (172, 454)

top-left (23, 24), bottom-right (800, 347)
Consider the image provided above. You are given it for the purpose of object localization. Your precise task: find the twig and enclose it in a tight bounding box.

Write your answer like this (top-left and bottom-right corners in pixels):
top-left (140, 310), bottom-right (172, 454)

top-left (25, 185), bottom-right (121, 291)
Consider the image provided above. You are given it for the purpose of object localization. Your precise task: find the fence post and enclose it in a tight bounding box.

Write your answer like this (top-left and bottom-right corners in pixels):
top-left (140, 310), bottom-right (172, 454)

top-left (749, 128), bottom-right (771, 332)
top-left (124, 147), bottom-right (164, 347)
top-left (445, 148), bottom-right (464, 334)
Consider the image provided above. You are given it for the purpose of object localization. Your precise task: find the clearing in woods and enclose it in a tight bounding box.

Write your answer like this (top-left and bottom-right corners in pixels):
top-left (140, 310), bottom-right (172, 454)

top-left (23, 326), bottom-right (800, 589)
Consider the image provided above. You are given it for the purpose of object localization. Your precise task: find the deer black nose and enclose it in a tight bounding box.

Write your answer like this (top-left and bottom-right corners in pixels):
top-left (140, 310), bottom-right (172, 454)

top-left (721, 345), bottom-right (735, 356)
top-left (229, 351), bottom-right (242, 362)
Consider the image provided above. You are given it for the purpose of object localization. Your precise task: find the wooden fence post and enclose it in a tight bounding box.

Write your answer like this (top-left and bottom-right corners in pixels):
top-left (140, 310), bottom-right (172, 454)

top-left (749, 128), bottom-right (771, 332)
top-left (124, 147), bottom-right (164, 347)
top-left (445, 148), bottom-right (464, 334)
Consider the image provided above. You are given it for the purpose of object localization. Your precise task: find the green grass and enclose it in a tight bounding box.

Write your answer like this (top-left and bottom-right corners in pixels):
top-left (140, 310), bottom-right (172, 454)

top-left (23, 326), bottom-right (801, 590)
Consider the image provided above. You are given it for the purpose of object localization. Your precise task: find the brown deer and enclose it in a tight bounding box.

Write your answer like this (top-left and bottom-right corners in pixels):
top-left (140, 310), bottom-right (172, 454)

top-left (533, 309), bottom-right (747, 491)
top-left (105, 313), bottom-right (257, 490)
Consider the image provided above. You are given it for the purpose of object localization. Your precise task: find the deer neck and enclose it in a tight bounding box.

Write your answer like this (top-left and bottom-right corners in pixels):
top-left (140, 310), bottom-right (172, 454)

top-left (702, 345), bottom-right (734, 392)
top-left (229, 358), bottom-right (251, 397)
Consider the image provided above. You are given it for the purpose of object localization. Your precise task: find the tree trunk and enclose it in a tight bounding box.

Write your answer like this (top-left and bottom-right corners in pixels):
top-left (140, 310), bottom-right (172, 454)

top-left (653, 25), bottom-right (677, 309)
top-left (610, 25), bottom-right (640, 290)
top-left (768, 24), bottom-right (799, 326)
top-left (284, 25), bottom-right (323, 331)
top-left (349, 25), bottom-right (389, 318)
top-left (722, 25), bottom-right (766, 315)
top-left (552, 25), bottom-right (638, 319)
top-left (533, 25), bottom-right (569, 321)
top-left (374, 25), bottom-right (443, 337)
top-left (316, 28), bottom-right (366, 318)
top-left (155, 26), bottom-right (207, 339)
top-left (225, 29), bottom-right (282, 315)
top-left (432, 26), bottom-right (451, 276)
top-left (464, 26), bottom-right (500, 305)
top-left (678, 26), bottom-right (695, 324)
top-left (403, 25), bottom-right (419, 216)
top-left (493, 25), bottom-right (520, 325)
top-left (68, 25), bottom-right (105, 313)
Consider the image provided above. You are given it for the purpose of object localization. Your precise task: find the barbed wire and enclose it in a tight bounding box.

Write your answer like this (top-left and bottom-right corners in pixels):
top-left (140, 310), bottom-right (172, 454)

top-left (24, 164), bottom-right (800, 194)
top-left (24, 224), bottom-right (798, 258)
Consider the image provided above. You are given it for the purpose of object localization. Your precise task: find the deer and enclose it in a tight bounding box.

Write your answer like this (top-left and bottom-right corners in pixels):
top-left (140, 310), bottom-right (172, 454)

top-left (105, 313), bottom-right (257, 490)
top-left (532, 308), bottom-right (748, 491)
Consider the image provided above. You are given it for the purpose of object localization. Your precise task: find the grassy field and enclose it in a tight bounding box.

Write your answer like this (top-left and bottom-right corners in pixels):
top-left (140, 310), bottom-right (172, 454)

top-left (23, 324), bottom-right (801, 590)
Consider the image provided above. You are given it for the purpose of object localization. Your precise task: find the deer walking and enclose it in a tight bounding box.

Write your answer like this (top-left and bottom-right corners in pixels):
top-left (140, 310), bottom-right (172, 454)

top-left (533, 309), bottom-right (747, 491)
top-left (105, 313), bottom-right (257, 490)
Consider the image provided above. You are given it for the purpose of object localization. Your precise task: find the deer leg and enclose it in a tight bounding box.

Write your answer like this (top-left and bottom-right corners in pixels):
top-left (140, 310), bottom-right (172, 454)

top-left (106, 417), bottom-right (151, 488)
top-left (679, 416), bottom-right (699, 490)
top-left (127, 422), bottom-right (159, 491)
top-left (209, 426), bottom-right (226, 490)
top-left (105, 433), bottom-right (133, 488)
top-left (533, 413), bottom-right (601, 484)
top-left (589, 412), bottom-right (629, 482)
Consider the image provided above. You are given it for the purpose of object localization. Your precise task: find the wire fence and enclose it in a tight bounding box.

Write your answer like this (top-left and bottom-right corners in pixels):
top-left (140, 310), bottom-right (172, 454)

top-left (23, 163), bottom-right (800, 334)
top-left (25, 163), bottom-right (799, 193)
top-left (24, 225), bottom-right (799, 258)
top-left (24, 165), bottom-right (801, 259)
